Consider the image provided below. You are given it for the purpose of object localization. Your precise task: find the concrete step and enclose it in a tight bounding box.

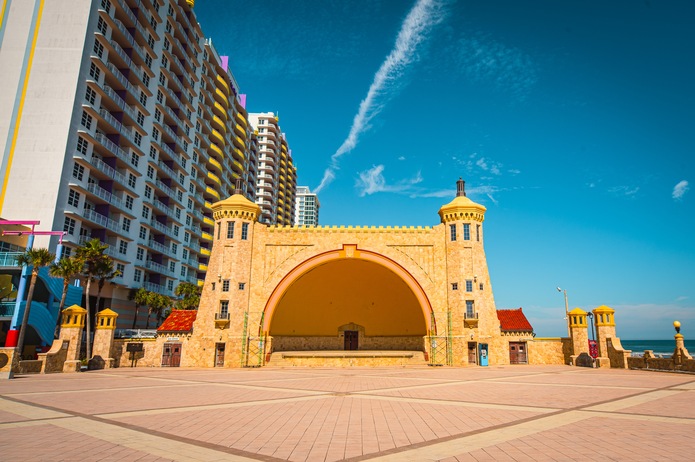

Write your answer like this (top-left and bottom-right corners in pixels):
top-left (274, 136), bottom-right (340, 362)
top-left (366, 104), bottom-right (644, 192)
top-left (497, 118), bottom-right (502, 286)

top-left (266, 350), bottom-right (428, 367)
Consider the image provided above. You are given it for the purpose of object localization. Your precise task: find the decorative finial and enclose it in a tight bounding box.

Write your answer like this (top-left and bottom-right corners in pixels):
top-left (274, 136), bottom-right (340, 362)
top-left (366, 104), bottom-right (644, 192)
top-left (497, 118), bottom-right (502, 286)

top-left (456, 178), bottom-right (466, 197)
top-left (674, 320), bottom-right (681, 334)
top-left (234, 178), bottom-right (242, 195)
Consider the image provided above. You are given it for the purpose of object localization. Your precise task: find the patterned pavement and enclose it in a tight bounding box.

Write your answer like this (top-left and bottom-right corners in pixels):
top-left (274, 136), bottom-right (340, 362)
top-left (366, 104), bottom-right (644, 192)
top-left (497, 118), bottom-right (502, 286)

top-left (1, 365), bottom-right (694, 461)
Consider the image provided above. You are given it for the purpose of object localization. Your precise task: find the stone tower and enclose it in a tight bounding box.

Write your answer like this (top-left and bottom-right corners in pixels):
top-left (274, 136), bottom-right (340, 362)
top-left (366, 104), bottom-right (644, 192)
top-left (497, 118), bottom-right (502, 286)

top-left (568, 307), bottom-right (590, 366)
top-left (438, 178), bottom-right (500, 365)
top-left (186, 189), bottom-right (261, 368)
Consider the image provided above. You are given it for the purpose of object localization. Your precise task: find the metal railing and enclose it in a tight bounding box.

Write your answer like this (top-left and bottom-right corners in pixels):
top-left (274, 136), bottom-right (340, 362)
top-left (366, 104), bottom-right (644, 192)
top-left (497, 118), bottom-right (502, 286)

top-left (0, 252), bottom-right (23, 267)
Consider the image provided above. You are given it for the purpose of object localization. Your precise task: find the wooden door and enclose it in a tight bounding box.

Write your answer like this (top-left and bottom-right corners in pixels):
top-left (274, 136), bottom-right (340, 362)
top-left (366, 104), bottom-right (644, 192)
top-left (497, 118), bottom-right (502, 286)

top-left (344, 331), bottom-right (358, 350)
top-left (162, 343), bottom-right (182, 367)
top-left (509, 342), bottom-right (527, 364)
top-left (467, 342), bottom-right (477, 364)
top-left (215, 343), bottom-right (225, 367)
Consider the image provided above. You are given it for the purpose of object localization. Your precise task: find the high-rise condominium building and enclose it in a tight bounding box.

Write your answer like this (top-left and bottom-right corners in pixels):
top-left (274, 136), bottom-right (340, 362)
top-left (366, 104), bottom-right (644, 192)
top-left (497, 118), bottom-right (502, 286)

top-left (248, 113), bottom-right (297, 225)
top-left (0, 0), bottom-right (261, 327)
top-left (294, 186), bottom-right (320, 226)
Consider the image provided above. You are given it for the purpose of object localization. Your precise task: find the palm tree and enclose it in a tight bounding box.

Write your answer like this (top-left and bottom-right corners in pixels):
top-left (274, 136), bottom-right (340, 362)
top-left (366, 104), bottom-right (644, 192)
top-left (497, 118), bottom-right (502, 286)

top-left (14, 248), bottom-right (56, 360)
top-left (75, 238), bottom-right (109, 359)
top-left (49, 256), bottom-right (83, 337)
top-left (94, 257), bottom-right (120, 318)
top-left (174, 282), bottom-right (202, 310)
top-left (145, 292), bottom-right (170, 329)
top-left (128, 287), bottom-right (150, 329)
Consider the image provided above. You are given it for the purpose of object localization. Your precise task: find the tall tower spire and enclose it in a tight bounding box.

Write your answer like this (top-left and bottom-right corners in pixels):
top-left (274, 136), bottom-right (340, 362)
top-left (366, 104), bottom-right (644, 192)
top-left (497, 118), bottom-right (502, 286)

top-left (456, 178), bottom-right (466, 197)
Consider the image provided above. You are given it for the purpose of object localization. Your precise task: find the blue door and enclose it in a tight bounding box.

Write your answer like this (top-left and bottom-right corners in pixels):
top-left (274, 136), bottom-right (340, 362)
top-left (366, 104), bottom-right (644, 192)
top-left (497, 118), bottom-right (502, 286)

top-left (479, 343), bottom-right (489, 366)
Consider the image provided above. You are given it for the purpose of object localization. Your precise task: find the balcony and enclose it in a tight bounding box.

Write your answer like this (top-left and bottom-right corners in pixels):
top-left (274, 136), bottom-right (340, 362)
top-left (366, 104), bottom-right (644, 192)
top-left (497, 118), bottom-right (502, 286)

top-left (82, 208), bottom-right (120, 233)
top-left (215, 312), bottom-right (230, 328)
top-left (464, 312), bottom-right (479, 329)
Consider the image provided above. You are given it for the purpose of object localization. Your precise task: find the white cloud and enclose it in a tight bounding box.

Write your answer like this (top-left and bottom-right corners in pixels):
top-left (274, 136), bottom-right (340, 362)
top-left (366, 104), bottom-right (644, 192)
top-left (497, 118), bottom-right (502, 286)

top-left (608, 185), bottom-right (640, 197)
top-left (672, 180), bottom-right (689, 200)
top-left (398, 156), bottom-right (406, 161)
top-left (315, 0), bottom-right (448, 193)
top-left (355, 165), bottom-right (422, 197)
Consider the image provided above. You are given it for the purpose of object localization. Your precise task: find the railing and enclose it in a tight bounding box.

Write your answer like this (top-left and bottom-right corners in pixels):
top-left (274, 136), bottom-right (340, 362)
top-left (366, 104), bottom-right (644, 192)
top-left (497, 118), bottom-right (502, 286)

top-left (95, 132), bottom-right (130, 166)
top-left (114, 328), bottom-right (157, 339)
top-left (87, 182), bottom-right (124, 209)
top-left (215, 312), bottom-right (230, 321)
top-left (0, 301), bottom-right (16, 317)
top-left (82, 208), bottom-right (120, 233)
top-left (143, 281), bottom-right (173, 297)
top-left (0, 252), bottom-right (22, 267)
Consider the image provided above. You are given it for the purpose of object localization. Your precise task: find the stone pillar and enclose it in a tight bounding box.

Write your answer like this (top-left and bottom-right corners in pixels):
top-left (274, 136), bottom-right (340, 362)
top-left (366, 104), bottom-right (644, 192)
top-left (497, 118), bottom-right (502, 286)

top-left (568, 308), bottom-right (592, 366)
top-left (89, 308), bottom-right (118, 369)
top-left (593, 305), bottom-right (630, 368)
top-left (60, 305), bottom-right (86, 372)
top-left (672, 321), bottom-right (692, 366)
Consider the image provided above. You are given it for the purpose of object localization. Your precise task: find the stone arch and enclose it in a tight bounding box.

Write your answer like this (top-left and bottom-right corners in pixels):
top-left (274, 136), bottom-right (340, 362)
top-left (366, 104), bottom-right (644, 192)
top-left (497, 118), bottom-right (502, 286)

top-left (261, 244), bottom-right (435, 334)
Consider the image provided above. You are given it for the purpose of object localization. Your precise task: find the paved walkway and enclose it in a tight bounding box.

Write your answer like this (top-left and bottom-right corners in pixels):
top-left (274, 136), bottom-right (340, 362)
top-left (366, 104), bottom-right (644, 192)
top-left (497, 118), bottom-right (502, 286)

top-left (1, 365), bottom-right (694, 461)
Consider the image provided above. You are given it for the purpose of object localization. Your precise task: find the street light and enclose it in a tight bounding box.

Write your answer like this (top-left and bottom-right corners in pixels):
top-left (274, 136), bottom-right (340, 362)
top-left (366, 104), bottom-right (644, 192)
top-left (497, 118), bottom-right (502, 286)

top-left (557, 287), bottom-right (570, 337)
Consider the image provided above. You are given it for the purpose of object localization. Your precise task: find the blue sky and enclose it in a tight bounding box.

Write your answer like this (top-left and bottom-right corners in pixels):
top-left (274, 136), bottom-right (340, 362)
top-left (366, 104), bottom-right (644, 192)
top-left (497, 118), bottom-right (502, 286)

top-left (194, 0), bottom-right (695, 339)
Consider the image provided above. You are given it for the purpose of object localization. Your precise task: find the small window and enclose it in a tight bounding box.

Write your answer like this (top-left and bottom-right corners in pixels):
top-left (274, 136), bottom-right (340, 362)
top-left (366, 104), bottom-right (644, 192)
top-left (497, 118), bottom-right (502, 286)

top-left (226, 221), bottom-right (235, 239)
top-left (134, 269), bottom-right (142, 282)
top-left (241, 222), bottom-right (249, 240)
top-left (64, 217), bottom-right (76, 235)
top-left (449, 224), bottom-right (456, 241)
top-left (451, 282), bottom-right (458, 291)
top-left (219, 300), bottom-right (229, 316)
top-left (238, 282), bottom-right (245, 290)
top-left (67, 190), bottom-right (80, 207)
top-left (72, 163), bottom-right (85, 181)
top-left (463, 223), bottom-right (471, 241)
top-left (222, 280), bottom-right (230, 292)
top-left (479, 283), bottom-right (484, 291)
top-left (465, 280), bottom-right (473, 292)
top-left (118, 240), bottom-right (128, 255)
top-left (476, 224), bottom-right (480, 242)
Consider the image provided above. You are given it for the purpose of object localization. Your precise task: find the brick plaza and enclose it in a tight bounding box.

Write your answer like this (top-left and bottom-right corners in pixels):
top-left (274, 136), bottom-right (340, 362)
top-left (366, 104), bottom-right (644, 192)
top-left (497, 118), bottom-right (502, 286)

top-left (1, 365), bottom-right (694, 461)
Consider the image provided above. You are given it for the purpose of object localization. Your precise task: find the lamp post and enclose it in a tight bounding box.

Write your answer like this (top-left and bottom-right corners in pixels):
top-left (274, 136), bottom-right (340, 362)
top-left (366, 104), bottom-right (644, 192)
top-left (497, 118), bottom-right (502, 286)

top-left (557, 287), bottom-right (570, 337)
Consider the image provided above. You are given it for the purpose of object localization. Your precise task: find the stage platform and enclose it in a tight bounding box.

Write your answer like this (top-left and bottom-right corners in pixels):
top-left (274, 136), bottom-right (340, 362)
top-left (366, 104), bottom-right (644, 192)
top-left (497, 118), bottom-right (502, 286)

top-left (266, 350), bottom-right (428, 367)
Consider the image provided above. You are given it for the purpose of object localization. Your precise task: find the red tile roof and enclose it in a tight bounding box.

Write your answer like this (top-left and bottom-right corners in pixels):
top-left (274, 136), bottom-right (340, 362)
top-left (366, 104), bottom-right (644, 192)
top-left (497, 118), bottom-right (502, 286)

top-left (496, 308), bottom-right (534, 333)
top-left (157, 310), bottom-right (197, 333)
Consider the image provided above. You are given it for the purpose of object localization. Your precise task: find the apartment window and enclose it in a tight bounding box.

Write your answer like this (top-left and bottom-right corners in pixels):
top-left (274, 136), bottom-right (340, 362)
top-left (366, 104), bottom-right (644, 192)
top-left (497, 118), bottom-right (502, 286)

top-left (219, 300), bottom-right (229, 317)
top-left (100, 0), bottom-right (111, 13)
top-left (476, 224), bottom-right (480, 242)
top-left (241, 223), bottom-right (249, 240)
top-left (182, 249), bottom-right (188, 260)
top-left (238, 283), bottom-right (245, 290)
top-left (169, 261), bottom-right (176, 272)
top-left (465, 280), bottom-right (473, 292)
top-left (173, 225), bottom-right (179, 236)
top-left (184, 232), bottom-right (190, 242)
top-left (147, 34), bottom-right (155, 49)
top-left (449, 224), bottom-right (457, 241)
top-left (89, 62), bottom-right (101, 82)
top-left (130, 152), bottom-right (139, 168)
top-left (64, 217), bottom-right (76, 235)
top-left (226, 221), bottom-right (235, 239)
top-left (222, 280), bottom-right (230, 292)
top-left (136, 247), bottom-right (144, 261)
top-left (67, 189), bottom-right (80, 208)
top-left (152, 127), bottom-right (159, 142)
top-left (134, 131), bottom-right (142, 146)
top-left (80, 111), bottom-right (92, 130)
top-left (149, 146), bottom-right (157, 160)
top-left (149, 16), bottom-right (156, 29)
top-left (134, 269), bottom-right (142, 283)
top-left (72, 163), bottom-right (85, 181)
top-left (125, 195), bottom-right (133, 210)
top-left (118, 240), bottom-right (128, 255)
top-left (136, 111), bottom-right (145, 127)
top-left (185, 216), bottom-right (191, 226)
top-left (145, 54), bottom-right (152, 68)
top-left (466, 300), bottom-right (475, 318)
top-left (177, 190), bottom-right (183, 202)
top-left (97, 17), bottom-right (107, 35)
top-left (146, 166), bottom-right (154, 180)
top-left (93, 39), bottom-right (104, 58)
top-left (142, 206), bottom-right (150, 219)
top-left (139, 226), bottom-right (147, 240)
top-left (174, 208), bottom-right (181, 219)
top-left (451, 282), bottom-right (458, 291)
top-left (463, 223), bottom-right (471, 241)
top-left (187, 198), bottom-right (193, 210)
top-left (122, 217), bottom-right (131, 232)
top-left (182, 174), bottom-right (188, 186)
top-left (144, 186), bottom-right (152, 199)
top-left (171, 243), bottom-right (178, 254)
top-left (85, 87), bottom-right (96, 105)
top-left (154, 108), bottom-right (161, 122)
top-left (180, 266), bottom-right (187, 277)
top-left (163, 38), bottom-right (170, 50)
top-left (139, 91), bottom-right (147, 106)
top-left (128, 173), bottom-right (137, 188)
top-left (161, 55), bottom-right (168, 68)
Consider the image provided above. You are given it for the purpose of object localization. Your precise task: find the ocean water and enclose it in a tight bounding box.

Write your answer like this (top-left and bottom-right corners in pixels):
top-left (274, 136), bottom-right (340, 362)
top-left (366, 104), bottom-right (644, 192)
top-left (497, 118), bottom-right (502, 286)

top-left (620, 339), bottom-right (695, 357)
